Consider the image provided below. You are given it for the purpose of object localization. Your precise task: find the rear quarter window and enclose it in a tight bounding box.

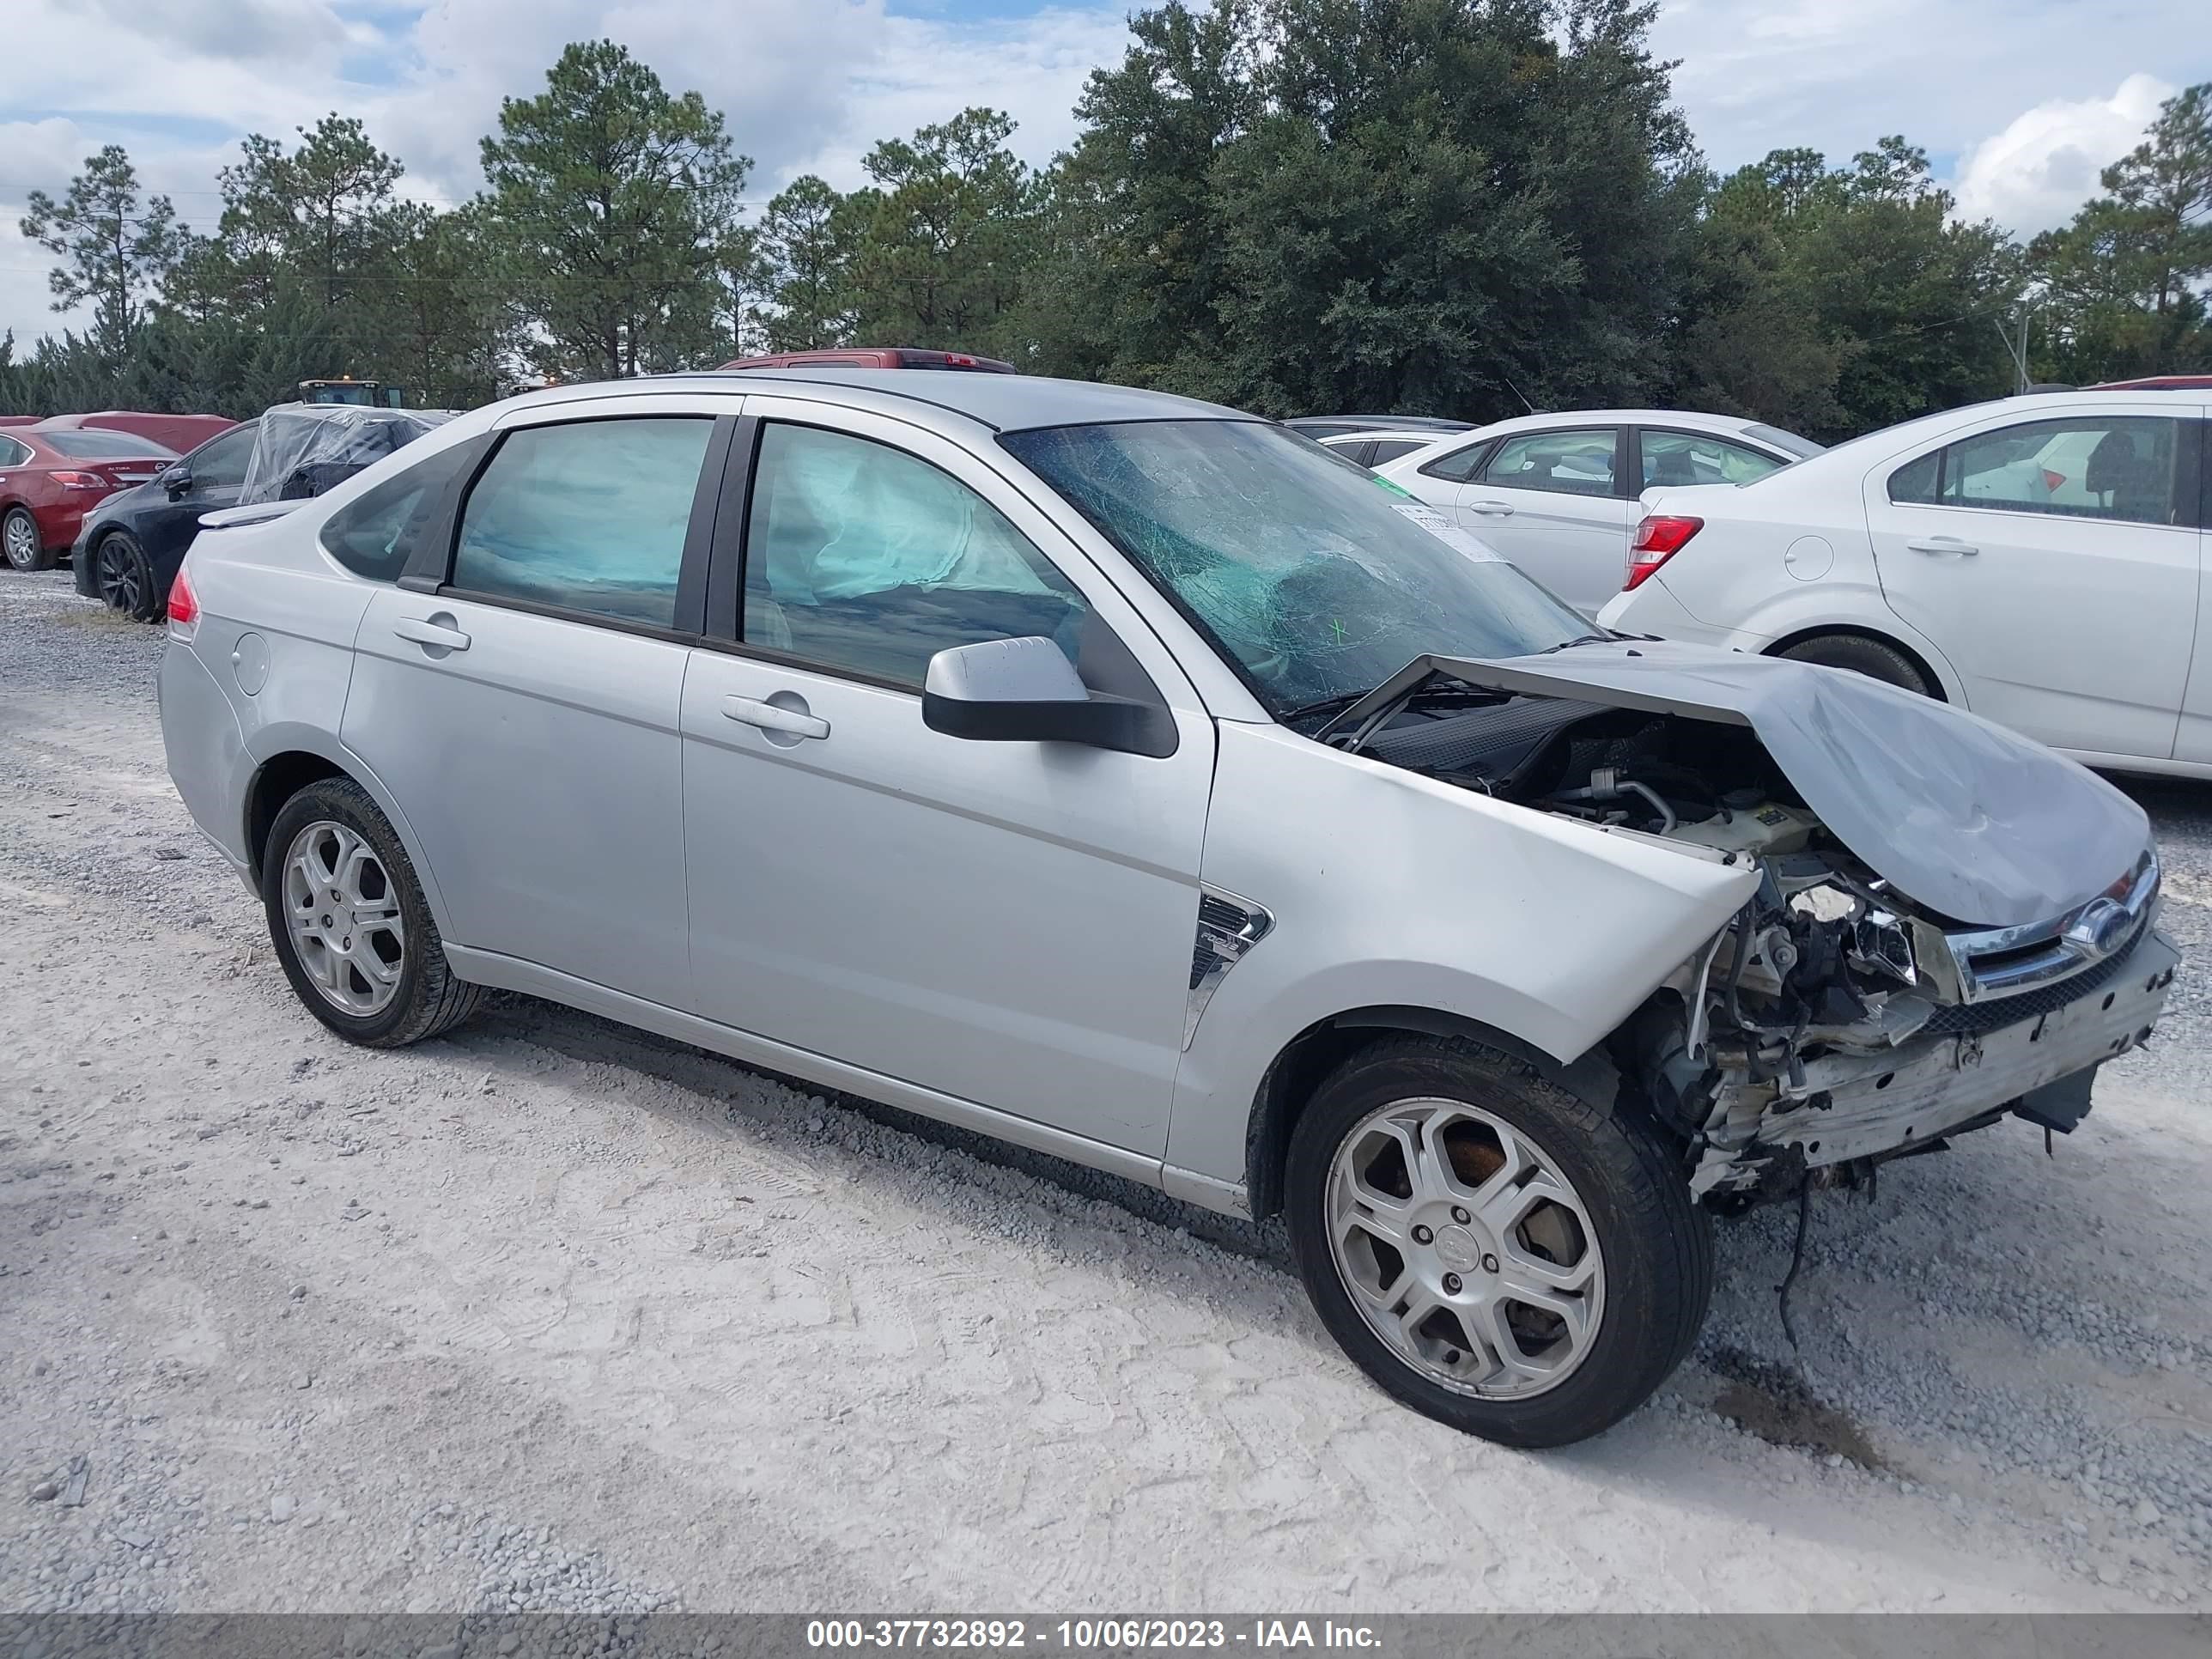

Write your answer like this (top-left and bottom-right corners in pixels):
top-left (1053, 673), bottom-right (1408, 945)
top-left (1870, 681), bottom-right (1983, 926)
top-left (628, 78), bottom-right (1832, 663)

top-left (319, 441), bottom-right (482, 582)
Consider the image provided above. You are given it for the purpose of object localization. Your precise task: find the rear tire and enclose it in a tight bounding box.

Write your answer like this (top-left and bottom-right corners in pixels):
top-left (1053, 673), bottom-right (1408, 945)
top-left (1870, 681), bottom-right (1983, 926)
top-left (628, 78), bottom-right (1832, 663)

top-left (93, 532), bottom-right (161, 621)
top-left (263, 777), bottom-right (480, 1048)
top-left (3, 506), bottom-right (50, 572)
top-left (1777, 632), bottom-right (1935, 696)
top-left (1285, 1035), bottom-right (1711, 1448)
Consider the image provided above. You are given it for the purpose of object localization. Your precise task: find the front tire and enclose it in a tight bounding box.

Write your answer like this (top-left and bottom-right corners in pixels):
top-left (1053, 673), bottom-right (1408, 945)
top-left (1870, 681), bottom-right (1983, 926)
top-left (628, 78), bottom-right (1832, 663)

top-left (93, 532), bottom-right (161, 621)
top-left (1777, 632), bottom-right (1935, 696)
top-left (263, 778), bottom-right (480, 1048)
top-left (1285, 1036), bottom-right (1711, 1448)
top-left (3, 505), bottom-right (50, 571)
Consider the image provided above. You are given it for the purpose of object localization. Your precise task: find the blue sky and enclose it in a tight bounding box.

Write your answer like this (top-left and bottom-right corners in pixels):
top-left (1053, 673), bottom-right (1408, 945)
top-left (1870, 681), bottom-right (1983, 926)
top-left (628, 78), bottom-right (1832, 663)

top-left (4, 0), bottom-right (2207, 342)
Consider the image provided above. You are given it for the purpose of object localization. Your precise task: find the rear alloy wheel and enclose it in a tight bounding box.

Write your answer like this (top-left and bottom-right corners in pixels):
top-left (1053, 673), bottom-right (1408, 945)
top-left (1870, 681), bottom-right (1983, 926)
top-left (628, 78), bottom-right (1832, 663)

top-left (1777, 633), bottom-right (1935, 697)
top-left (263, 777), bottom-right (480, 1047)
top-left (1287, 1036), bottom-right (1711, 1447)
top-left (94, 532), bottom-right (161, 621)
top-left (3, 505), bottom-right (49, 572)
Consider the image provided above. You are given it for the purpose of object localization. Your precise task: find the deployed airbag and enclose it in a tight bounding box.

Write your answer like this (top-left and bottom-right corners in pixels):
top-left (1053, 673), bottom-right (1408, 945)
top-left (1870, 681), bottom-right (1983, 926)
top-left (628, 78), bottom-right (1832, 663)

top-left (1410, 641), bottom-right (2149, 928)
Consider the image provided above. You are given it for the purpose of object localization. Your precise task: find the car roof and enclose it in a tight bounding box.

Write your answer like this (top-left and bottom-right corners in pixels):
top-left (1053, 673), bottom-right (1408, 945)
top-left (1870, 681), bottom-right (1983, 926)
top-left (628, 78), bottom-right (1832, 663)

top-left (1463, 409), bottom-right (1764, 438)
top-left (1320, 428), bottom-right (1448, 445)
top-left (507, 368), bottom-right (1252, 434)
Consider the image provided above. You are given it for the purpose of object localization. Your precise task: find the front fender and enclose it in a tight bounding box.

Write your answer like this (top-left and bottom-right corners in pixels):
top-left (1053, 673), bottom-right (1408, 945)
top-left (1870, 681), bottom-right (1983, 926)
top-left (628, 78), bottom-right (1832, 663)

top-left (1164, 722), bottom-right (1757, 1190)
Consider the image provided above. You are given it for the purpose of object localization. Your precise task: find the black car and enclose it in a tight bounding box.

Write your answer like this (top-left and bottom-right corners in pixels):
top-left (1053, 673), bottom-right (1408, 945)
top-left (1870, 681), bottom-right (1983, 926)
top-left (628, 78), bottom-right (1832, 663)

top-left (76, 403), bottom-right (454, 619)
top-left (74, 419), bottom-right (259, 619)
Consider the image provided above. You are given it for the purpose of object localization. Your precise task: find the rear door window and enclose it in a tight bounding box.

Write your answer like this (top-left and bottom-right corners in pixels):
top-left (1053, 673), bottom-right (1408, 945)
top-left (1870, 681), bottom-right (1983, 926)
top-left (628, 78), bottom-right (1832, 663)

top-left (1367, 438), bottom-right (1425, 465)
top-left (0, 437), bottom-right (29, 467)
top-left (1639, 429), bottom-right (1789, 488)
top-left (452, 418), bottom-right (714, 626)
top-left (1938, 416), bottom-right (2181, 525)
top-left (1477, 428), bottom-right (1620, 497)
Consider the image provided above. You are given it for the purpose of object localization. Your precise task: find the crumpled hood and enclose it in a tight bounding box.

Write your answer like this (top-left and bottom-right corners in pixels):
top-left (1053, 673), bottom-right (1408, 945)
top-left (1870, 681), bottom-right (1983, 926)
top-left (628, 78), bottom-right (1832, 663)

top-left (1425, 640), bottom-right (2150, 929)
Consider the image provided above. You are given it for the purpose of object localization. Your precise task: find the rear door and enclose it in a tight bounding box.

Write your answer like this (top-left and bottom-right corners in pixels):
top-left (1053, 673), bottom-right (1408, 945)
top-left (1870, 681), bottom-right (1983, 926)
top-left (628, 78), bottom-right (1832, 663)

top-left (1867, 406), bottom-right (2201, 762)
top-left (1446, 426), bottom-right (1630, 615)
top-left (343, 398), bottom-right (733, 1007)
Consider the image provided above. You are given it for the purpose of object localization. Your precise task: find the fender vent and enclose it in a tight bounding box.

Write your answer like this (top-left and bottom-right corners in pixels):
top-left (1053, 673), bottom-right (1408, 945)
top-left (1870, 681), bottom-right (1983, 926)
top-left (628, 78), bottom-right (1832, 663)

top-left (1186, 887), bottom-right (1274, 1049)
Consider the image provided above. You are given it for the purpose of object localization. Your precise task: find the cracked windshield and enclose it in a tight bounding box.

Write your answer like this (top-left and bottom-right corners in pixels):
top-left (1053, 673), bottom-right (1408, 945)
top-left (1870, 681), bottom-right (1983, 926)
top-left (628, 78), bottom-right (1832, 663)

top-left (1000, 420), bottom-right (1589, 714)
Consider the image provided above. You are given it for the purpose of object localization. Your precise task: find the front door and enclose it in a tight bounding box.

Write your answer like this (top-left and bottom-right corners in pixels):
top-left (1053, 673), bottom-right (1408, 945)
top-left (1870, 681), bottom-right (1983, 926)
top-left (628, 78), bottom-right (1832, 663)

top-left (681, 405), bottom-right (1215, 1154)
top-left (1868, 409), bottom-right (2200, 762)
top-left (1449, 425), bottom-right (1631, 615)
top-left (143, 419), bottom-right (261, 572)
top-left (342, 409), bottom-right (724, 1007)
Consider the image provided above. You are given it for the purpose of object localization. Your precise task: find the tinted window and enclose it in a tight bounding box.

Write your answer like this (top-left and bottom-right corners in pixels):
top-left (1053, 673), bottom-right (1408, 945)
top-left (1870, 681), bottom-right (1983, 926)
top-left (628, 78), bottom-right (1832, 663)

top-left (1418, 439), bottom-right (1495, 483)
top-left (1640, 429), bottom-right (1786, 489)
top-left (1001, 420), bottom-right (1589, 714)
top-left (744, 422), bottom-right (1089, 686)
top-left (1479, 428), bottom-right (1618, 496)
top-left (1367, 438), bottom-right (1425, 465)
top-left (186, 422), bottom-right (258, 489)
top-left (0, 437), bottom-right (28, 467)
top-left (453, 418), bottom-right (712, 625)
top-left (1887, 450), bottom-right (1942, 504)
top-left (40, 429), bottom-right (176, 459)
top-left (1939, 416), bottom-right (2180, 526)
top-left (320, 441), bottom-right (482, 582)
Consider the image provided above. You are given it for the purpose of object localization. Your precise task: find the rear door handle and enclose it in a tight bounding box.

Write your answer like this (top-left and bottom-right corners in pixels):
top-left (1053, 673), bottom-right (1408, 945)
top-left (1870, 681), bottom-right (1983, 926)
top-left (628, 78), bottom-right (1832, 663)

top-left (722, 695), bottom-right (830, 740)
top-left (1468, 500), bottom-right (1516, 516)
top-left (1905, 537), bottom-right (1978, 556)
top-left (393, 616), bottom-right (471, 651)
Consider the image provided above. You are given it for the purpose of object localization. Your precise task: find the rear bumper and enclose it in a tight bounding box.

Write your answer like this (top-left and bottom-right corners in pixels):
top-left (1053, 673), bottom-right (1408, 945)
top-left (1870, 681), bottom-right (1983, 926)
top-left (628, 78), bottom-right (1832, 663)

top-left (1693, 930), bottom-right (2179, 1195)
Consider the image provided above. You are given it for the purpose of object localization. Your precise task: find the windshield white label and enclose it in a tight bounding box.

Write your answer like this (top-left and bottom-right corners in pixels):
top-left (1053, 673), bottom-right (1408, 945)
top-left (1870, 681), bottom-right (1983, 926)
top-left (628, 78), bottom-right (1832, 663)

top-left (1391, 501), bottom-right (1506, 562)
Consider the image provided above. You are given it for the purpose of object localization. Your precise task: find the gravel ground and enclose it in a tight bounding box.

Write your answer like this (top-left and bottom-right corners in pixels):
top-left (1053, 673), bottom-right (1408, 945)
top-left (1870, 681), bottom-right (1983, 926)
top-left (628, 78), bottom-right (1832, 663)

top-left (3, 568), bottom-right (2209, 1614)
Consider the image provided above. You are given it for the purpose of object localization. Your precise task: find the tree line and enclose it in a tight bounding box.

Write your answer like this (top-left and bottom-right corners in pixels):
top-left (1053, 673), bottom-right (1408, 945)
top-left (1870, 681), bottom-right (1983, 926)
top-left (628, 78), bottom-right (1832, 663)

top-left (3, 0), bottom-right (2207, 443)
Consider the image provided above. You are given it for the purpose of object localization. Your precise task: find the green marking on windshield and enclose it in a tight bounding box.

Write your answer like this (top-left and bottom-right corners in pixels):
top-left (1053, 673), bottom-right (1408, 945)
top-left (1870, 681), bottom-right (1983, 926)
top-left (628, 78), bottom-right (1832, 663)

top-left (1370, 474), bottom-right (1416, 499)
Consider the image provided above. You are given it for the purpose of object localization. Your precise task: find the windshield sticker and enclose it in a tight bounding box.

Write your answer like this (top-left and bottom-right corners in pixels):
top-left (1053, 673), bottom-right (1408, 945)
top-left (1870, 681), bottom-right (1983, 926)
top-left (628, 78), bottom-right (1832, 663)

top-left (1390, 501), bottom-right (1506, 562)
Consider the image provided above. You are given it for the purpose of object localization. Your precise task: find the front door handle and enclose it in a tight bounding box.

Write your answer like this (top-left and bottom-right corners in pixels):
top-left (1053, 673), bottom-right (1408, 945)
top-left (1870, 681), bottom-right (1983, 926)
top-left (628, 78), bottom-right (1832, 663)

top-left (1467, 500), bottom-right (1516, 516)
top-left (723, 694), bottom-right (830, 740)
top-left (393, 615), bottom-right (471, 651)
top-left (1905, 537), bottom-right (1979, 556)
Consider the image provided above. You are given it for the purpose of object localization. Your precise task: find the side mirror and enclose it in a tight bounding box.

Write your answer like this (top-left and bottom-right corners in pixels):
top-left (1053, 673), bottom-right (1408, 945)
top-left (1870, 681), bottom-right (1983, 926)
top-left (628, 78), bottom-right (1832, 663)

top-left (160, 465), bottom-right (192, 498)
top-left (921, 636), bottom-right (1174, 757)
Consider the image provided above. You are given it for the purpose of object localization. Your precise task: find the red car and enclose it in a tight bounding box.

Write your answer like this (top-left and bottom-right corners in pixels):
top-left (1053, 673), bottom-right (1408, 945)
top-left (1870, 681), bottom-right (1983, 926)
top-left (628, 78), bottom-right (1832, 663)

top-left (35, 410), bottom-right (237, 453)
top-left (717, 346), bottom-right (1017, 373)
top-left (0, 426), bottom-right (178, 571)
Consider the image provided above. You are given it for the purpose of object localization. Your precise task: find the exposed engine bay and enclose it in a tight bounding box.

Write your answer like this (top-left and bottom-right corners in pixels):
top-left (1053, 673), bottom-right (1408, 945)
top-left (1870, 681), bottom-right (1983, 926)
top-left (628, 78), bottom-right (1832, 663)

top-left (1329, 654), bottom-right (2176, 1206)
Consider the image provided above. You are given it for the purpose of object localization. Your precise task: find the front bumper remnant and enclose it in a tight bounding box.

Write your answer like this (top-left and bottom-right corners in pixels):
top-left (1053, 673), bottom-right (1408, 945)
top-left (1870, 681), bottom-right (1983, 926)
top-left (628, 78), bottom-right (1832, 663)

top-left (1692, 931), bottom-right (2179, 1198)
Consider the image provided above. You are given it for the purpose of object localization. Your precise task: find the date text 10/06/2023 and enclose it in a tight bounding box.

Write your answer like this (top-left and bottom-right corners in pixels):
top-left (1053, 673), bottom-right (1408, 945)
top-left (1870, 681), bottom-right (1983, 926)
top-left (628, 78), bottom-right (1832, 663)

top-left (805, 1620), bottom-right (1384, 1650)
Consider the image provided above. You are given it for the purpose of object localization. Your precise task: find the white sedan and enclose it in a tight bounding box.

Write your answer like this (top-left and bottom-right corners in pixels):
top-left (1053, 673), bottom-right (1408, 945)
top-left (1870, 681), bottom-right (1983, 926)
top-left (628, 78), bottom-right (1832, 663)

top-left (1373, 410), bottom-right (1820, 615)
top-left (1315, 428), bottom-right (1450, 469)
top-left (1597, 388), bottom-right (2211, 777)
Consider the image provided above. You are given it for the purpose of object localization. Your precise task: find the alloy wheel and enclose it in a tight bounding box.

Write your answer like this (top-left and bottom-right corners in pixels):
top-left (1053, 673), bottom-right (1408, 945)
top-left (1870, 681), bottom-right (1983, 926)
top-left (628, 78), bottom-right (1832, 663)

top-left (96, 540), bottom-right (143, 613)
top-left (1325, 1097), bottom-right (1606, 1399)
top-left (281, 820), bottom-right (406, 1016)
top-left (3, 512), bottom-right (37, 570)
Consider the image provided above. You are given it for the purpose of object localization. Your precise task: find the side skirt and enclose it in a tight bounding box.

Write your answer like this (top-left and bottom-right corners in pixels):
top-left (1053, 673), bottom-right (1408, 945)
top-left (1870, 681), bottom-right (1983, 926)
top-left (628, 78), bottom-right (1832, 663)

top-left (441, 945), bottom-right (1252, 1218)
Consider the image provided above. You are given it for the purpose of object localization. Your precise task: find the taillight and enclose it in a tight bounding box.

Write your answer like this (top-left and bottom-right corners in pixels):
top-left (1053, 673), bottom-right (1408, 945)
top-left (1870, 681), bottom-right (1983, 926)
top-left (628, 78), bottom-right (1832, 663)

top-left (1626, 514), bottom-right (1703, 590)
top-left (2041, 469), bottom-right (2066, 493)
top-left (166, 563), bottom-right (200, 637)
top-left (51, 470), bottom-right (109, 490)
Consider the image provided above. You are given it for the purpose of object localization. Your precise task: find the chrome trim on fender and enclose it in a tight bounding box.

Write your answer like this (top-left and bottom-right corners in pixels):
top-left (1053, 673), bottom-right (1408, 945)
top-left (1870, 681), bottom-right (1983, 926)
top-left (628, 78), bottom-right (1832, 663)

top-left (1184, 884), bottom-right (1274, 1049)
top-left (1943, 848), bottom-right (2160, 1005)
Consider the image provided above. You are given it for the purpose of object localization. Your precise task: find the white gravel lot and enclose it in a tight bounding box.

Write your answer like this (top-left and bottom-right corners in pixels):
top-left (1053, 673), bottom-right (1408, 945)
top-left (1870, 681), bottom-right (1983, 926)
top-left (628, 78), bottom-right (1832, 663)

top-left (3, 569), bottom-right (2209, 1615)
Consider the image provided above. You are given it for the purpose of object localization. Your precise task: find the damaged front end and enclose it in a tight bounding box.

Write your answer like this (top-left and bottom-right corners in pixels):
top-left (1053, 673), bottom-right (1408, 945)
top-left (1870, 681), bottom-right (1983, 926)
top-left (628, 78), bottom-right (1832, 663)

top-left (1322, 642), bottom-right (2179, 1206)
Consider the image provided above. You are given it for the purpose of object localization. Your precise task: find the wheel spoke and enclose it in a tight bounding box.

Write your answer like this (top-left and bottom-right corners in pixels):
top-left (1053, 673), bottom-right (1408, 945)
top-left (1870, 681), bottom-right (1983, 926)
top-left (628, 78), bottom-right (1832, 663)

top-left (1323, 1095), bottom-right (1607, 1403)
top-left (279, 819), bottom-right (406, 1018)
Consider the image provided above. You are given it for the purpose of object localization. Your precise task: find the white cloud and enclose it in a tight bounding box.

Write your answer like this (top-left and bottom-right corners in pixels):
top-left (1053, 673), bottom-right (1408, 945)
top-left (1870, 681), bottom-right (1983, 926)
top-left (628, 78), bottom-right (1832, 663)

top-left (5, 0), bottom-right (2209, 350)
top-left (1951, 74), bottom-right (2172, 234)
